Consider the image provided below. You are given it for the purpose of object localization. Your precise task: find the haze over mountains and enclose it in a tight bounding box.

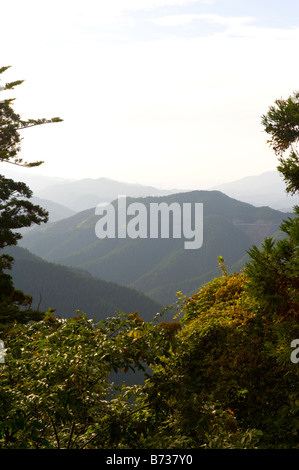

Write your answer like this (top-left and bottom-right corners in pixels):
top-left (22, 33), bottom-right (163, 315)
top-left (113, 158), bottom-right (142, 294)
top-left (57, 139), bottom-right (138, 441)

top-left (3, 168), bottom-right (180, 213)
top-left (3, 167), bottom-right (297, 320)
top-left (210, 171), bottom-right (299, 212)
top-left (35, 177), bottom-right (181, 212)
top-left (4, 167), bottom-right (299, 213)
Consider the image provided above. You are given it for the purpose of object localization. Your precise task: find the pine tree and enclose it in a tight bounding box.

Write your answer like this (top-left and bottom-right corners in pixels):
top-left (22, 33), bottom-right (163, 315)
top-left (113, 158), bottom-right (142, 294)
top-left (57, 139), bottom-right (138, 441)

top-left (0, 66), bottom-right (62, 335)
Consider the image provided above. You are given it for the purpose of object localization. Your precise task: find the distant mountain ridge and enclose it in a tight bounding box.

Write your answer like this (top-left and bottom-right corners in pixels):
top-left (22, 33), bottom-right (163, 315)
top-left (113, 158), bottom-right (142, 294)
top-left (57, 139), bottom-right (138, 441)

top-left (1, 168), bottom-right (181, 212)
top-left (209, 171), bottom-right (299, 211)
top-left (20, 190), bottom-right (290, 305)
top-left (1, 167), bottom-right (70, 193)
top-left (35, 177), bottom-right (181, 212)
top-left (1, 169), bottom-right (75, 224)
top-left (4, 168), bottom-right (297, 213)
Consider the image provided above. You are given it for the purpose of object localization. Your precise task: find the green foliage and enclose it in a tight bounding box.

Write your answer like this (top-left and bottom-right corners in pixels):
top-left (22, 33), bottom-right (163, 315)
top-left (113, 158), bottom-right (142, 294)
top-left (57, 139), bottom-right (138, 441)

top-left (0, 176), bottom-right (48, 250)
top-left (246, 90), bottom-right (299, 317)
top-left (245, 210), bottom-right (299, 316)
top-left (145, 268), bottom-right (299, 448)
top-left (1, 265), bottom-right (298, 448)
top-left (262, 90), bottom-right (299, 194)
top-left (0, 311), bottom-right (174, 449)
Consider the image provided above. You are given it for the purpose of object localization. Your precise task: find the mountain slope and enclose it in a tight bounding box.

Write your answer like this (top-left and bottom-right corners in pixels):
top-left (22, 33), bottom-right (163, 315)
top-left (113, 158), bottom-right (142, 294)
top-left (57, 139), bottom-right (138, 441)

top-left (19, 190), bottom-right (291, 305)
top-left (4, 246), bottom-right (162, 322)
top-left (30, 196), bottom-right (76, 222)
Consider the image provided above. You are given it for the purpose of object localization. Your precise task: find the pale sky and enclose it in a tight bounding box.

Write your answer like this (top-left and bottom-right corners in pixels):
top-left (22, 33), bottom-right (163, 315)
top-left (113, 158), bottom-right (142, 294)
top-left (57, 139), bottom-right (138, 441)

top-left (1, 0), bottom-right (299, 190)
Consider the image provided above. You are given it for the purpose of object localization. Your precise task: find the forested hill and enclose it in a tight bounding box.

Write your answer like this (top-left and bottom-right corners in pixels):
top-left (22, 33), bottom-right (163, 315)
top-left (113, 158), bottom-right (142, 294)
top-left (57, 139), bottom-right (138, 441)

top-left (19, 190), bottom-right (292, 305)
top-left (4, 246), bottom-right (162, 322)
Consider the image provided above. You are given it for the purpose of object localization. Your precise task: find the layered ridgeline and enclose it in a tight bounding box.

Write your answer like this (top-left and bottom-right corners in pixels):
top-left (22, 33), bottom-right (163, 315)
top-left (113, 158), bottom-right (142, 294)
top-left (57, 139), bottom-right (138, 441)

top-left (35, 176), bottom-right (179, 212)
top-left (19, 190), bottom-right (291, 305)
top-left (209, 171), bottom-right (299, 212)
top-left (1, 170), bottom-right (179, 212)
top-left (4, 245), bottom-right (162, 321)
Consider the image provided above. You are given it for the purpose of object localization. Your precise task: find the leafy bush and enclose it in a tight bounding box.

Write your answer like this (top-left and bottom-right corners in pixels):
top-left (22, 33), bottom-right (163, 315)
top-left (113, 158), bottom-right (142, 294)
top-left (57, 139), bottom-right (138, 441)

top-left (146, 261), bottom-right (299, 448)
top-left (0, 311), bottom-right (172, 448)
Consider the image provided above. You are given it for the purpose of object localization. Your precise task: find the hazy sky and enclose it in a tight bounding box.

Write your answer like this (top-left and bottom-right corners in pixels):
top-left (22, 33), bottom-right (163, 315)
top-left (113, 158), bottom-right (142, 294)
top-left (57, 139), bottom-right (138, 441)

top-left (1, 0), bottom-right (299, 190)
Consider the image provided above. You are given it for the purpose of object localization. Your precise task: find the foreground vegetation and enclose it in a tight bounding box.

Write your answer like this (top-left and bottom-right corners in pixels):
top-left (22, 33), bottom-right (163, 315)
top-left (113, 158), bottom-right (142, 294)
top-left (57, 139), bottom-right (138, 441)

top-left (1, 255), bottom-right (298, 449)
top-left (0, 67), bottom-right (299, 448)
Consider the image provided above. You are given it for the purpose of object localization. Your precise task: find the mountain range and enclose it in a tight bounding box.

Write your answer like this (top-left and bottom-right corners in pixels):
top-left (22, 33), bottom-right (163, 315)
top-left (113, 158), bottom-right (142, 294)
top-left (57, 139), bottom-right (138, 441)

top-left (19, 189), bottom-right (291, 306)
top-left (3, 168), bottom-right (296, 319)
top-left (35, 177), bottom-right (182, 212)
top-left (4, 167), bottom-right (299, 213)
top-left (1, 168), bottom-right (180, 212)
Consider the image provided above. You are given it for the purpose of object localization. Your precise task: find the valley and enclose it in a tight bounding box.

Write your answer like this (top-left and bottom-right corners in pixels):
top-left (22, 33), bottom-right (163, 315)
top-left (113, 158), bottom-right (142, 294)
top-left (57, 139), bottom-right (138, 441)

top-left (16, 184), bottom-right (292, 311)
